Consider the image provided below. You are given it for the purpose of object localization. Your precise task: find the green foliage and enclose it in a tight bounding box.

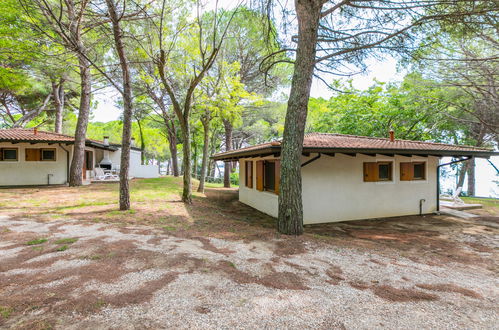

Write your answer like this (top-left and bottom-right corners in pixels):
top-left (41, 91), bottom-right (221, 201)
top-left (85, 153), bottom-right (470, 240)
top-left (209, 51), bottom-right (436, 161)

top-left (307, 74), bottom-right (470, 144)
top-left (230, 171), bottom-right (239, 186)
top-left (54, 238), bottom-right (78, 244)
top-left (26, 238), bottom-right (47, 245)
top-left (0, 306), bottom-right (13, 319)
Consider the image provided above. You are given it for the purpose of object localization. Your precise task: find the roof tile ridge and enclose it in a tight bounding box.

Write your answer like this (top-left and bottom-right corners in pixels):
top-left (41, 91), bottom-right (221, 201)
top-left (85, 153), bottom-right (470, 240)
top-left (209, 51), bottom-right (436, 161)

top-left (304, 132), bottom-right (491, 150)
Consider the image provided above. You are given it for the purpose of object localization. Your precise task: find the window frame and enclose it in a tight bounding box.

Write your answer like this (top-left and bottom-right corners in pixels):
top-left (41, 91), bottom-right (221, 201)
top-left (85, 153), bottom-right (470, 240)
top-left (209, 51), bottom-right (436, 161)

top-left (363, 161), bottom-right (393, 182)
top-left (1, 148), bottom-right (19, 162)
top-left (412, 162), bottom-right (426, 180)
top-left (400, 161), bottom-right (426, 181)
top-left (41, 148), bottom-right (57, 161)
top-left (263, 160), bottom-right (277, 193)
top-left (244, 160), bottom-right (253, 188)
top-left (377, 161), bottom-right (393, 181)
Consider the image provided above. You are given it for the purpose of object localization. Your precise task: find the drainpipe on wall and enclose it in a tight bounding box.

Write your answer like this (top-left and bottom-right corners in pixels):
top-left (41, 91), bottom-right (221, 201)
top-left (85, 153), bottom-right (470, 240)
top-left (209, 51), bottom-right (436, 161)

top-left (436, 156), bottom-right (472, 213)
top-left (59, 143), bottom-right (70, 185)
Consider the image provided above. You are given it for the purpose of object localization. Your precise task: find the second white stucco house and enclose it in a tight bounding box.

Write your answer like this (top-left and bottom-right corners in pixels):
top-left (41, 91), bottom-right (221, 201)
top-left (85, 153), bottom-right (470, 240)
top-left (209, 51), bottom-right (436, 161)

top-left (213, 132), bottom-right (496, 224)
top-left (0, 128), bottom-right (159, 186)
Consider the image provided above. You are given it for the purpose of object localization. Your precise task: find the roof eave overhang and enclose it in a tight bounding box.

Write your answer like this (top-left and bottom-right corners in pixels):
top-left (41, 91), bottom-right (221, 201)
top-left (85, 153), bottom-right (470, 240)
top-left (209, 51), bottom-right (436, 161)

top-left (0, 139), bottom-right (73, 145)
top-left (212, 146), bottom-right (497, 161)
top-left (85, 141), bottom-right (119, 151)
top-left (0, 139), bottom-right (118, 151)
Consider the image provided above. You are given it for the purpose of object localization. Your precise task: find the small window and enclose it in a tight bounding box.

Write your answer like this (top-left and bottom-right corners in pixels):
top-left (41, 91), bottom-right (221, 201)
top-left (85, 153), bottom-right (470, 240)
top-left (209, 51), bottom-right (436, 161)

top-left (413, 162), bottom-right (425, 180)
top-left (377, 162), bottom-right (392, 181)
top-left (264, 161), bottom-right (276, 192)
top-left (41, 148), bottom-right (56, 161)
top-left (400, 162), bottom-right (426, 181)
top-left (256, 160), bottom-right (280, 194)
top-left (1, 148), bottom-right (18, 161)
top-left (364, 162), bottom-right (393, 182)
top-left (245, 161), bottom-right (253, 188)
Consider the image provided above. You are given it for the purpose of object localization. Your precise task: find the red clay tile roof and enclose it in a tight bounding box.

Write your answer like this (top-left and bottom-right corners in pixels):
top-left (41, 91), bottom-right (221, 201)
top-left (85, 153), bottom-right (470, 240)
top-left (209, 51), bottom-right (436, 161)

top-left (0, 128), bottom-right (75, 142)
top-left (213, 132), bottom-right (496, 160)
top-left (0, 128), bottom-right (120, 150)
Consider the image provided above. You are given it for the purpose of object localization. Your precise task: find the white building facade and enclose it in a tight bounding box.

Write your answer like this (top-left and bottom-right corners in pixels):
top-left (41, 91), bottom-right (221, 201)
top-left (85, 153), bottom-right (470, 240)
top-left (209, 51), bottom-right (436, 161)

top-left (214, 132), bottom-right (496, 224)
top-left (0, 129), bottom-right (159, 186)
top-left (239, 154), bottom-right (439, 224)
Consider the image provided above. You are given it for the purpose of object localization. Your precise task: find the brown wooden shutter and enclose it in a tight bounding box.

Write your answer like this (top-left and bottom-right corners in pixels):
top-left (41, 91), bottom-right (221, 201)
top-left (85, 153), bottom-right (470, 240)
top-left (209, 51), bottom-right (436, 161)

top-left (25, 148), bottom-right (41, 161)
top-left (274, 160), bottom-right (281, 194)
top-left (363, 162), bottom-right (378, 182)
top-left (256, 160), bottom-right (264, 191)
top-left (400, 162), bottom-right (413, 181)
top-left (0, 148), bottom-right (3, 161)
top-left (246, 161), bottom-right (253, 188)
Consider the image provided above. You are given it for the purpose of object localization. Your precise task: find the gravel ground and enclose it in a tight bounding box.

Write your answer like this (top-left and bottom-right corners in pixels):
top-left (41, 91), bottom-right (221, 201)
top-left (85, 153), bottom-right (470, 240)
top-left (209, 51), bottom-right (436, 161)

top-left (0, 214), bottom-right (497, 329)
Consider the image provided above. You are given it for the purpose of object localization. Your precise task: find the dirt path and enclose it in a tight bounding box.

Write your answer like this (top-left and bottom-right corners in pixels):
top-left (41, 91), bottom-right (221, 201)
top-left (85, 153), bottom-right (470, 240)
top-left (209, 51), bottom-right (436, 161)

top-left (0, 214), bottom-right (497, 329)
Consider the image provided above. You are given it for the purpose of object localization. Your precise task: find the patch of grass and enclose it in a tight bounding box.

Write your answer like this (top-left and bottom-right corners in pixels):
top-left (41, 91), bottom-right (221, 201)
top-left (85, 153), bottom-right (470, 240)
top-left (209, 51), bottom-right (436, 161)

top-left (56, 245), bottom-right (69, 252)
top-left (54, 237), bottom-right (78, 244)
top-left (461, 197), bottom-right (499, 208)
top-left (32, 246), bottom-right (44, 251)
top-left (162, 226), bottom-right (176, 231)
top-left (0, 306), bottom-right (13, 319)
top-left (26, 238), bottom-right (48, 245)
top-left (93, 299), bottom-right (107, 309)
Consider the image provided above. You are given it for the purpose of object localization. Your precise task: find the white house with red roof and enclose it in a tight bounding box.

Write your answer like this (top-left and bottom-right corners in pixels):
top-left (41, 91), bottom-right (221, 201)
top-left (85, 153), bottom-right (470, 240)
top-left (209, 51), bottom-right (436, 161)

top-left (213, 132), bottom-right (497, 224)
top-left (0, 128), bottom-right (159, 186)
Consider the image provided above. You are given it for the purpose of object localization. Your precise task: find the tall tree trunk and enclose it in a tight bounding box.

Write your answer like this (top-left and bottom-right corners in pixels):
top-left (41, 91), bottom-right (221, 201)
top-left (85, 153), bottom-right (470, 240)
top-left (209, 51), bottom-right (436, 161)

top-left (456, 161), bottom-right (469, 192)
top-left (192, 132), bottom-right (198, 179)
top-left (105, 0), bottom-right (134, 210)
top-left (277, 0), bottom-right (322, 235)
top-left (165, 120), bottom-right (179, 177)
top-left (223, 119), bottom-right (233, 188)
top-left (137, 119), bottom-right (146, 165)
top-left (169, 137), bottom-right (179, 176)
top-left (181, 122), bottom-right (192, 203)
top-left (52, 78), bottom-right (65, 133)
top-left (69, 56), bottom-right (91, 186)
top-left (467, 158), bottom-right (476, 196)
top-left (197, 116), bottom-right (210, 193)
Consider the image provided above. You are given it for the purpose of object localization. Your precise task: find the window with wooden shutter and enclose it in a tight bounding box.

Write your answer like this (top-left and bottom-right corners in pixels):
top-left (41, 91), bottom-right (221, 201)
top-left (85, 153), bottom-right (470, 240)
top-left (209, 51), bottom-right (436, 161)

top-left (245, 161), bottom-right (253, 188)
top-left (25, 148), bottom-right (41, 161)
top-left (256, 160), bottom-right (264, 191)
top-left (274, 160), bottom-right (280, 194)
top-left (400, 162), bottom-right (413, 181)
top-left (0, 148), bottom-right (3, 161)
top-left (400, 162), bottom-right (425, 181)
top-left (363, 162), bottom-right (378, 182)
top-left (364, 161), bottom-right (393, 182)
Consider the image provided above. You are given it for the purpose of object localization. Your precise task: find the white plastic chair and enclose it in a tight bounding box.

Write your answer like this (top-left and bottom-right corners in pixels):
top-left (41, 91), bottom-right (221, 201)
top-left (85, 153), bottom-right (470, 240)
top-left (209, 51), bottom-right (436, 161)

top-left (94, 167), bottom-right (119, 180)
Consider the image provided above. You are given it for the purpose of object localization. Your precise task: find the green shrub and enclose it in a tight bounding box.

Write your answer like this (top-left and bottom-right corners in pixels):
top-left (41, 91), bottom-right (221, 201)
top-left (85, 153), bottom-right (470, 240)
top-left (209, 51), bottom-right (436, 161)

top-left (230, 171), bottom-right (239, 185)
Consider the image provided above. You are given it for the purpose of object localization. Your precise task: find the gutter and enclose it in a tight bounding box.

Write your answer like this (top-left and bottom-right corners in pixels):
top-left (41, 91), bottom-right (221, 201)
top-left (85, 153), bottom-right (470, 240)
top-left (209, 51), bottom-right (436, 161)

top-left (59, 143), bottom-right (70, 185)
top-left (436, 156), bottom-right (472, 212)
top-left (301, 153), bottom-right (321, 167)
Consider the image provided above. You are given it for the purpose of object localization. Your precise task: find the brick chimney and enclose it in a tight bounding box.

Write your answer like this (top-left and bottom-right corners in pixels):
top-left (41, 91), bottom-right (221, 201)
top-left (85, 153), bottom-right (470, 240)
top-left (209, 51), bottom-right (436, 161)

top-left (389, 130), bottom-right (395, 142)
top-left (33, 127), bottom-right (38, 135)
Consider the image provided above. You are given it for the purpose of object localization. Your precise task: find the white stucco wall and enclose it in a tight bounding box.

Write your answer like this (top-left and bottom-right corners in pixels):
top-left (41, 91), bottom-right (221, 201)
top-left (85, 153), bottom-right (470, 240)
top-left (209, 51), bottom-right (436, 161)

top-left (239, 156), bottom-right (279, 218)
top-left (239, 154), bottom-right (438, 224)
top-left (0, 142), bottom-right (70, 186)
top-left (110, 149), bottom-right (159, 178)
